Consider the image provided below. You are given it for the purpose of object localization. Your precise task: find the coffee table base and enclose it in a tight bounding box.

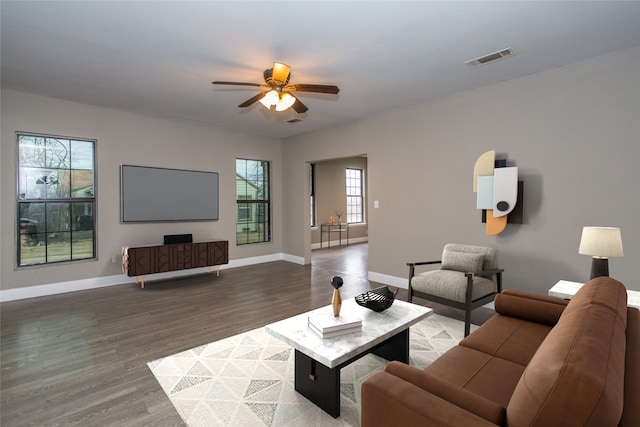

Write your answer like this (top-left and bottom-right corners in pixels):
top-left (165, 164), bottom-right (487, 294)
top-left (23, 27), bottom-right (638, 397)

top-left (294, 328), bottom-right (409, 418)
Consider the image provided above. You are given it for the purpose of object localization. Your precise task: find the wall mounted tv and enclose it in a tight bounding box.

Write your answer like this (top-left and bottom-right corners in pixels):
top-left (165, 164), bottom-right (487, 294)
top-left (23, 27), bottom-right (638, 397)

top-left (121, 165), bottom-right (219, 222)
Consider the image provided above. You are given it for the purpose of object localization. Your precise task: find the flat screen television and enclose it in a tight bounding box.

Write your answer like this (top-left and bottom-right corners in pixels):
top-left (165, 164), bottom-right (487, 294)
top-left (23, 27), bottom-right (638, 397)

top-left (121, 165), bottom-right (219, 222)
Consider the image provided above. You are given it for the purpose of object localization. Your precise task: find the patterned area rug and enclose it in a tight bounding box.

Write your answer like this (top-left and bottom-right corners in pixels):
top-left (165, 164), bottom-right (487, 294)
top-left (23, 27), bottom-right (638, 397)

top-left (148, 314), bottom-right (476, 426)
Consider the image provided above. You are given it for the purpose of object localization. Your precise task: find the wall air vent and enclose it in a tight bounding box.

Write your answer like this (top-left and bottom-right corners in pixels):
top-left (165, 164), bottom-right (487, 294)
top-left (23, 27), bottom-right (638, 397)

top-left (465, 48), bottom-right (515, 67)
top-left (285, 118), bottom-right (303, 124)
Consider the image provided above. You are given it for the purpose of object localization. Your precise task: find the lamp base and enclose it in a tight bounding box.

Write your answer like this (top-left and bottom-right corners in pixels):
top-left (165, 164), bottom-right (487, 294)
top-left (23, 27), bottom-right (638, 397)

top-left (590, 257), bottom-right (609, 280)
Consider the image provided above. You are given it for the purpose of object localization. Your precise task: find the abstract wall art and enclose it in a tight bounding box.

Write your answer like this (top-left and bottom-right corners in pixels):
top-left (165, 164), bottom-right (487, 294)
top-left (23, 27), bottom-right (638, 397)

top-left (473, 150), bottom-right (523, 235)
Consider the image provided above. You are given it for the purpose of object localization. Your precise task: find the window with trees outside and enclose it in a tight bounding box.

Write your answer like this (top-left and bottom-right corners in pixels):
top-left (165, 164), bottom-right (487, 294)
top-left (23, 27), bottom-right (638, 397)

top-left (346, 168), bottom-right (364, 223)
top-left (236, 159), bottom-right (271, 245)
top-left (17, 133), bottom-right (96, 266)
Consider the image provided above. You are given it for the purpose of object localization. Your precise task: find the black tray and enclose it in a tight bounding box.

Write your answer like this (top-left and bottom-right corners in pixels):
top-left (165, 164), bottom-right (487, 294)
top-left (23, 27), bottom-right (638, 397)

top-left (355, 286), bottom-right (398, 312)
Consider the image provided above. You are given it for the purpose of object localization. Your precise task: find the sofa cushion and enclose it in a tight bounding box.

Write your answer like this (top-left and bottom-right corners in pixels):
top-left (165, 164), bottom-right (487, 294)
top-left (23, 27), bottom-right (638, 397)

top-left (460, 314), bottom-right (553, 367)
top-left (385, 361), bottom-right (506, 425)
top-left (506, 278), bottom-right (628, 427)
top-left (361, 370), bottom-right (500, 427)
top-left (424, 345), bottom-right (525, 408)
top-left (495, 289), bottom-right (568, 326)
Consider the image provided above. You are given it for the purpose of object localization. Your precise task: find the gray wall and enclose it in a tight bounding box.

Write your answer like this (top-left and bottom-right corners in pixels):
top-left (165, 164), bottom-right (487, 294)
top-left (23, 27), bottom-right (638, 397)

top-left (2, 47), bottom-right (638, 297)
top-left (282, 47), bottom-right (640, 294)
top-left (1, 89), bottom-right (283, 291)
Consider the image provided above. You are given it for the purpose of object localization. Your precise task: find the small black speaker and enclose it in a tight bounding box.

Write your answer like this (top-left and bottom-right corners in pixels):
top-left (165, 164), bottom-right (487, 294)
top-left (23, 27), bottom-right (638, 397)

top-left (163, 234), bottom-right (193, 245)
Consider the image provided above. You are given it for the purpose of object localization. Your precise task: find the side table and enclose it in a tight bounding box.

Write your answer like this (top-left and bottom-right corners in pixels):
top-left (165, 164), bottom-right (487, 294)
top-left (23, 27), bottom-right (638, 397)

top-left (549, 280), bottom-right (640, 309)
top-left (319, 223), bottom-right (349, 248)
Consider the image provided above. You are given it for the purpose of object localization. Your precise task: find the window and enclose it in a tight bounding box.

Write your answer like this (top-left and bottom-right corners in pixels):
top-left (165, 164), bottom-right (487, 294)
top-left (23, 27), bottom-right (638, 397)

top-left (236, 159), bottom-right (271, 245)
top-left (346, 168), bottom-right (364, 223)
top-left (310, 163), bottom-right (316, 227)
top-left (17, 133), bottom-right (96, 266)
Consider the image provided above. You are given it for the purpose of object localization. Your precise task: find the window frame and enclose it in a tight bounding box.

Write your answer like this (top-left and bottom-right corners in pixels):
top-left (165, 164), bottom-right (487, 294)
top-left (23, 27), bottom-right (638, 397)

top-left (236, 158), bottom-right (271, 245)
top-left (16, 132), bottom-right (97, 267)
top-left (346, 167), bottom-right (364, 224)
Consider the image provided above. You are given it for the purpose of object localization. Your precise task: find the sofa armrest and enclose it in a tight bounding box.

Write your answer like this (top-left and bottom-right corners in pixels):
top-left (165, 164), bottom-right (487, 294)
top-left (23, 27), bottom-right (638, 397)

top-left (385, 361), bottom-right (506, 425)
top-left (620, 307), bottom-right (640, 427)
top-left (494, 289), bottom-right (568, 326)
top-left (362, 370), bottom-right (500, 427)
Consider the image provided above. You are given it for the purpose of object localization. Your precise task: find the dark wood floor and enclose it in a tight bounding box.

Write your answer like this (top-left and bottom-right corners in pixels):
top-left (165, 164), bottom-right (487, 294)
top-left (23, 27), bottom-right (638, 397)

top-left (1, 243), bottom-right (493, 426)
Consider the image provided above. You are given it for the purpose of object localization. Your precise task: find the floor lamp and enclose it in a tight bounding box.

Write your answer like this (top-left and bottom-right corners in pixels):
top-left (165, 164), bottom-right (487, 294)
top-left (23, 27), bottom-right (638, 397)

top-left (578, 226), bottom-right (624, 279)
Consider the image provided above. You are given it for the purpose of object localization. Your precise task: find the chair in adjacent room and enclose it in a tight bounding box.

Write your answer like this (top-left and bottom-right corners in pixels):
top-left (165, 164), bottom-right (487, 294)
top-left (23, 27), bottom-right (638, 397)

top-left (407, 243), bottom-right (503, 336)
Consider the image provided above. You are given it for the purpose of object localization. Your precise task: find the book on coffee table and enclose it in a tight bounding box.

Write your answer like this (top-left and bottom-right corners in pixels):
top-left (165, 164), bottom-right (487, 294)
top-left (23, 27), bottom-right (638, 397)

top-left (308, 322), bottom-right (362, 339)
top-left (308, 313), bottom-right (362, 338)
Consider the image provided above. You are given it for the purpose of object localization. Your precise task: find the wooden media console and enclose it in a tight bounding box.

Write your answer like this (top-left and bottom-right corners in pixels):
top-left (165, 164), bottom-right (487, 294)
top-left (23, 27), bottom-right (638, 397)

top-left (122, 240), bottom-right (229, 288)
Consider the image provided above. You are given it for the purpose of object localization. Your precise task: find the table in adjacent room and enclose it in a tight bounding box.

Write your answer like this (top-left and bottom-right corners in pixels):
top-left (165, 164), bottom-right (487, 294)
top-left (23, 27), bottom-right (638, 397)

top-left (319, 223), bottom-right (349, 248)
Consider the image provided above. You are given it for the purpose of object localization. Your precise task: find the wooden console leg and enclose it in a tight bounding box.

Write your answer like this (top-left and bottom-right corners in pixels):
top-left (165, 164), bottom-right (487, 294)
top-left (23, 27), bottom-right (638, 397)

top-left (141, 277), bottom-right (145, 289)
top-left (216, 265), bottom-right (220, 277)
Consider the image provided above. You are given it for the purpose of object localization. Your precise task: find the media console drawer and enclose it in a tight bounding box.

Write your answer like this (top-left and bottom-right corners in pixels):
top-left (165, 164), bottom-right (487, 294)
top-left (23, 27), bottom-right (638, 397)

top-left (123, 240), bottom-right (228, 288)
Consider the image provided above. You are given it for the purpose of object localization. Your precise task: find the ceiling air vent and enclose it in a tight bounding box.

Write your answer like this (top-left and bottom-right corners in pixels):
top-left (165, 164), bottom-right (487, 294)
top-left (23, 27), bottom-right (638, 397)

top-left (285, 118), bottom-right (303, 124)
top-left (465, 48), bottom-right (515, 67)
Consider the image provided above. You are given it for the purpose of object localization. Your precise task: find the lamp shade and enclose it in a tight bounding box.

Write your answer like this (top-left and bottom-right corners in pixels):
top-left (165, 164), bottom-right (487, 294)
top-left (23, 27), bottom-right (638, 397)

top-left (275, 92), bottom-right (296, 111)
top-left (578, 226), bottom-right (624, 258)
top-left (259, 90), bottom-right (279, 108)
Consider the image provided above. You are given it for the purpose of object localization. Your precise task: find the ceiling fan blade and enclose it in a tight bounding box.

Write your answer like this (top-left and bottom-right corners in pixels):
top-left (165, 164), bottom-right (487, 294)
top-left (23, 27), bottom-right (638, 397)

top-left (271, 62), bottom-right (291, 85)
top-left (212, 81), bottom-right (267, 88)
top-left (238, 91), bottom-right (269, 108)
top-left (291, 97), bottom-right (309, 114)
top-left (288, 84), bottom-right (340, 94)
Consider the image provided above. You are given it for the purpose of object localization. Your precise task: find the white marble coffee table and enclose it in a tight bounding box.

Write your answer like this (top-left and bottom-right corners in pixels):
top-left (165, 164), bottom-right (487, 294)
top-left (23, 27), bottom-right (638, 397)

top-left (265, 298), bottom-right (433, 418)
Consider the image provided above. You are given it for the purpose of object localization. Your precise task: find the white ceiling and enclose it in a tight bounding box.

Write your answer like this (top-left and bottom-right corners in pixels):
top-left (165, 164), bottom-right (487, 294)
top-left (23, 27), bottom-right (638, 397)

top-left (2, 1), bottom-right (639, 139)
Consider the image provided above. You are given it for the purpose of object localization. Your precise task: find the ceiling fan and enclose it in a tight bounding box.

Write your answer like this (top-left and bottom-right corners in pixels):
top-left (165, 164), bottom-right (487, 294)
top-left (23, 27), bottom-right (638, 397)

top-left (212, 62), bottom-right (339, 113)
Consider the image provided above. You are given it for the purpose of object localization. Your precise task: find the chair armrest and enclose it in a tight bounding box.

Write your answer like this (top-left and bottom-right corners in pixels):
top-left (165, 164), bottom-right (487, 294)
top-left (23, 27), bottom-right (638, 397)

top-left (385, 361), bottom-right (506, 425)
top-left (476, 268), bottom-right (504, 276)
top-left (407, 261), bottom-right (443, 288)
top-left (406, 260), bottom-right (442, 267)
top-left (362, 370), bottom-right (500, 427)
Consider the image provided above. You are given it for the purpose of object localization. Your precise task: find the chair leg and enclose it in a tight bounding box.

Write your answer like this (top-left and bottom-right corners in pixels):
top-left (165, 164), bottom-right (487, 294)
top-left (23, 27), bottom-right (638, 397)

top-left (464, 274), bottom-right (474, 337)
top-left (408, 266), bottom-right (414, 303)
top-left (464, 312), bottom-right (471, 337)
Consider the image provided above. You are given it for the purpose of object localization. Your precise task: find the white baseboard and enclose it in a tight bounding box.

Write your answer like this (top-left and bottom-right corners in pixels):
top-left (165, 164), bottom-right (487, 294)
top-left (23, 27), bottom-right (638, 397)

top-left (367, 271), bottom-right (407, 289)
top-left (281, 253), bottom-right (305, 265)
top-left (0, 252), bottom-right (301, 302)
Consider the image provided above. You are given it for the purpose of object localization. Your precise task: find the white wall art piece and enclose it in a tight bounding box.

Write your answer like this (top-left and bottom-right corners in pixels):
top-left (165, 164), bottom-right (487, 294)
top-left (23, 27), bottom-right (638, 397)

top-left (492, 167), bottom-right (518, 217)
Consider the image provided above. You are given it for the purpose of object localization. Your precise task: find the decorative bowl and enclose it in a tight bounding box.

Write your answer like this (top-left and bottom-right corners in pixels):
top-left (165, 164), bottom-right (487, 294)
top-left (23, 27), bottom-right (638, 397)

top-left (355, 286), bottom-right (398, 312)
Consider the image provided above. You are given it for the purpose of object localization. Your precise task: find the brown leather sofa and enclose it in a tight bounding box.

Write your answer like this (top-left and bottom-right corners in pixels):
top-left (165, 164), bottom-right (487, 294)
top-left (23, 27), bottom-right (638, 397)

top-left (361, 277), bottom-right (640, 427)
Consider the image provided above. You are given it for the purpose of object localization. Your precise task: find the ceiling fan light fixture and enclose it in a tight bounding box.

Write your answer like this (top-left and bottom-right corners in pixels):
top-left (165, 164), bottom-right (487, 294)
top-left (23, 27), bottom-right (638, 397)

top-left (259, 90), bottom-right (280, 108)
top-left (213, 62), bottom-right (337, 113)
top-left (275, 93), bottom-right (296, 111)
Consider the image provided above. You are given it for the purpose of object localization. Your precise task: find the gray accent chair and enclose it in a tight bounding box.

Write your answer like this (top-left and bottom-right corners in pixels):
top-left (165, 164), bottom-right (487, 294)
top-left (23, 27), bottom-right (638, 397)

top-left (408, 243), bottom-right (503, 337)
